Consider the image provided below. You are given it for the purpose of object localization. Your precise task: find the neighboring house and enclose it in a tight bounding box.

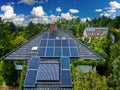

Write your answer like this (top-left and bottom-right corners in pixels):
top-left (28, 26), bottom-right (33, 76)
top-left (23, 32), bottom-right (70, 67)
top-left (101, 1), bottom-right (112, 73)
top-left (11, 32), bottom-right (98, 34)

top-left (83, 27), bottom-right (108, 40)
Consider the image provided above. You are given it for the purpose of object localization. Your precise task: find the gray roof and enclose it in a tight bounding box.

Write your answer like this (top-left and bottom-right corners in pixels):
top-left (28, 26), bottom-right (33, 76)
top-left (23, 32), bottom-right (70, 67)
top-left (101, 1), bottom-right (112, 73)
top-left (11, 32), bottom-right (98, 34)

top-left (85, 27), bottom-right (108, 32)
top-left (1, 28), bottom-right (102, 60)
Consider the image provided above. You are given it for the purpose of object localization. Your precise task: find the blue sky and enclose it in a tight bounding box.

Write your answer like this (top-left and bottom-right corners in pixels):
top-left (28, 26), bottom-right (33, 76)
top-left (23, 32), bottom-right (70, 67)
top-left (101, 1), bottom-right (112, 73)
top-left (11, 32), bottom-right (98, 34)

top-left (0, 0), bottom-right (120, 25)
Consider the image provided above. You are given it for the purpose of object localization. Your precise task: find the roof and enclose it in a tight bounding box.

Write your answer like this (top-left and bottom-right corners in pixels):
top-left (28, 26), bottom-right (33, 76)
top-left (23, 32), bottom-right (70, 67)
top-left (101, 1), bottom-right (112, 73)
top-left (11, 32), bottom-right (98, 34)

top-left (1, 28), bottom-right (102, 60)
top-left (84, 27), bottom-right (108, 37)
top-left (1, 28), bottom-right (103, 90)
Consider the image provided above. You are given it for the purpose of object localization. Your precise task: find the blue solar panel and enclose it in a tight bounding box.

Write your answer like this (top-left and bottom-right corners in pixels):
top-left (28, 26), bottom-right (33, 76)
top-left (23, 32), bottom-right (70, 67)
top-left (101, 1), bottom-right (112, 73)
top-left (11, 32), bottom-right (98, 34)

top-left (36, 64), bottom-right (59, 81)
top-left (55, 40), bottom-right (61, 47)
top-left (40, 40), bottom-right (47, 47)
top-left (47, 40), bottom-right (54, 47)
top-left (54, 47), bottom-right (61, 57)
top-left (46, 48), bottom-right (54, 56)
top-left (42, 33), bottom-right (48, 39)
top-left (62, 40), bottom-right (69, 47)
top-left (69, 39), bottom-right (76, 47)
top-left (61, 70), bottom-right (72, 87)
top-left (29, 57), bottom-right (39, 69)
top-left (49, 33), bottom-right (55, 39)
top-left (61, 57), bottom-right (70, 70)
top-left (63, 48), bottom-right (70, 56)
top-left (24, 70), bottom-right (37, 87)
top-left (37, 48), bottom-right (46, 56)
top-left (70, 47), bottom-right (79, 57)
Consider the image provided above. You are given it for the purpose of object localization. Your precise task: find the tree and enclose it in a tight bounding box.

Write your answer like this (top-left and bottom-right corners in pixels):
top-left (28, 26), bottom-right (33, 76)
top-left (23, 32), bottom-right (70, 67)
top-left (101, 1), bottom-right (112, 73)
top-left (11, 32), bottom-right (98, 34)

top-left (108, 56), bottom-right (120, 89)
top-left (1, 61), bottom-right (17, 86)
top-left (113, 16), bottom-right (120, 29)
top-left (73, 69), bottom-right (109, 90)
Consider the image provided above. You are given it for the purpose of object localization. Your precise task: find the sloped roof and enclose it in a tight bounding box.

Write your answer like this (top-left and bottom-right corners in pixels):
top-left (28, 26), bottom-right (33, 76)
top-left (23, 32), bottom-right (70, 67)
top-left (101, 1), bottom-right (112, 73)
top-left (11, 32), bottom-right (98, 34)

top-left (1, 28), bottom-right (102, 60)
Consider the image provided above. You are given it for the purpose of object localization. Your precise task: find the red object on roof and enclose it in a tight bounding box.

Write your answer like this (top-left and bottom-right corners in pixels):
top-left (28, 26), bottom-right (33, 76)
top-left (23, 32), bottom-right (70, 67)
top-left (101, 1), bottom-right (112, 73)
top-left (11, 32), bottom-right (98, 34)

top-left (50, 24), bottom-right (54, 32)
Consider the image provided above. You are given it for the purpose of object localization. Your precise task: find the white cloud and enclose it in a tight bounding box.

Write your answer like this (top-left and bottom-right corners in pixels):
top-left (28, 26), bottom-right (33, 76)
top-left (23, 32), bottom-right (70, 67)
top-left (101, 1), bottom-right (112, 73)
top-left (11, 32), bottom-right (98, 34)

top-left (109, 1), bottom-right (120, 8)
top-left (1, 5), bottom-right (16, 19)
top-left (100, 12), bottom-right (111, 17)
top-left (81, 17), bottom-right (91, 22)
top-left (18, 0), bottom-right (47, 5)
top-left (95, 9), bottom-right (103, 12)
top-left (18, 0), bottom-right (37, 5)
top-left (56, 7), bottom-right (62, 12)
top-left (69, 9), bottom-right (79, 13)
top-left (107, 9), bottom-right (116, 13)
top-left (0, 5), bottom-right (24, 25)
top-left (31, 6), bottom-right (45, 17)
top-left (61, 12), bottom-right (73, 20)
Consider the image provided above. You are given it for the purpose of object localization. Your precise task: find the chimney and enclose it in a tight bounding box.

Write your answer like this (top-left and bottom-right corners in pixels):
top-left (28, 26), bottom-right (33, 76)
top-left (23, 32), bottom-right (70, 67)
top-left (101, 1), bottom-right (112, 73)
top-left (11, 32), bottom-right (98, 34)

top-left (50, 24), bottom-right (54, 32)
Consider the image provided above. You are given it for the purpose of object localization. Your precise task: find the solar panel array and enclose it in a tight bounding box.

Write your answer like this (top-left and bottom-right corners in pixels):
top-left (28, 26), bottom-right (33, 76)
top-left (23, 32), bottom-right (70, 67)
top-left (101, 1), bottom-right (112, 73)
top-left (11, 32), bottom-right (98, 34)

top-left (37, 32), bottom-right (79, 57)
top-left (60, 57), bottom-right (72, 87)
top-left (24, 56), bottom-right (40, 87)
top-left (36, 64), bottom-right (59, 81)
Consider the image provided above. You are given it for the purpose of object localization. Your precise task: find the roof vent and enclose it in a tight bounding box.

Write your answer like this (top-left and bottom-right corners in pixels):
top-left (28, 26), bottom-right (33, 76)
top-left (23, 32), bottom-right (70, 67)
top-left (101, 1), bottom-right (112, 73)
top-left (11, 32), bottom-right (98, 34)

top-left (31, 46), bottom-right (38, 53)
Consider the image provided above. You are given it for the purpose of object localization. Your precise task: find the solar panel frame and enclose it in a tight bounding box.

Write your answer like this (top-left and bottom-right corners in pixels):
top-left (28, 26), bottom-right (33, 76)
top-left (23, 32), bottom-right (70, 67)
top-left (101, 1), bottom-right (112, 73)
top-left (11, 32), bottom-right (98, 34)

top-left (29, 56), bottom-right (39, 69)
top-left (24, 70), bottom-right (37, 87)
top-left (61, 70), bottom-right (72, 87)
top-left (61, 57), bottom-right (70, 70)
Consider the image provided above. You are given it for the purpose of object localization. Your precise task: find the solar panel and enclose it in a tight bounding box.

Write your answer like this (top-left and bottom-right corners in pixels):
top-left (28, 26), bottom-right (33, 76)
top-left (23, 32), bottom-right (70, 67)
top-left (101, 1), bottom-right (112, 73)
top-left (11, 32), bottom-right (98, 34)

top-left (47, 40), bottom-right (54, 47)
top-left (62, 48), bottom-right (70, 56)
top-left (46, 48), bottom-right (54, 57)
top-left (54, 47), bottom-right (61, 57)
top-left (36, 64), bottom-right (59, 81)
top-left (55, 40), bottom-right (61, 47)
top-left (42, 33), bottom-right (48, 39)
top-left (37, 48), bottom-right (46, 56)
top-left (61, 57), bottom-right (70, 70)
top-left (40, 40), bottom-right (47, 47)
top-left (24, 70), bottom-right (37, 87)
top-left (69, 39), bottom-right (76, 47)
top-left (62, 40), bottom-right (69, 47)
top-left (49, 33), bottom-right (55, 39)
top-left (70, 47), bottom-right (79, 57)
top-left (29, 57), bottom-right (39, 69)
top-left (61, 70), bottom-right (72, 87)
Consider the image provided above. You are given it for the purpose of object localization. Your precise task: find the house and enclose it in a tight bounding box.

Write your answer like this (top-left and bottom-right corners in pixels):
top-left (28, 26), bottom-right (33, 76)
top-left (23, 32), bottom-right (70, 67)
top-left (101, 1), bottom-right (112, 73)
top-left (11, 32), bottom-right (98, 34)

top-left (1, 25), bottom-right (102, 90)
top-left (83, 27), bottom-right (108, 39)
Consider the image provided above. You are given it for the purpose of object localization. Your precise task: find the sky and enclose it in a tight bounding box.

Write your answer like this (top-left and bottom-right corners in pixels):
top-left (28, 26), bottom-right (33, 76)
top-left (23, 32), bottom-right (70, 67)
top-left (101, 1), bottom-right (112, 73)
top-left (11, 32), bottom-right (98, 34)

top-left (0, 0), bottom-right (120, 25)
